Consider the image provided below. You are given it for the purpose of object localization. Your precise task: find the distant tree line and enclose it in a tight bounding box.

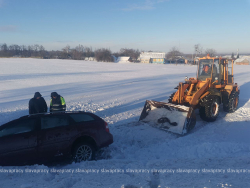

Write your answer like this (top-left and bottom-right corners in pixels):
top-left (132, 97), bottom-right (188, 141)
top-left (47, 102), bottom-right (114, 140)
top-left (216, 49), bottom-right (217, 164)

top-left (2, 43), bottom-right (241, 64)
top-left (0, 43), bottom-right (46, 58)
top-left (165, 44), bottom-right (219, 64)
top-left (113, 48), bottom-right (140, 61)
top-left (0, 43), bottom-right (141, 62)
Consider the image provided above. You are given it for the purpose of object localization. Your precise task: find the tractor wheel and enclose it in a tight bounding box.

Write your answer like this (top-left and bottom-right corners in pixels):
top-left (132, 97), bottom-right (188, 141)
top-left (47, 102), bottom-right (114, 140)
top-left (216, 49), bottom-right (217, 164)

top-left (168, 92), bottom-right (176, 103)
top-left (223, 91), bottom-right (239, 113)
top-left (199, 95), bottom-right (220, 122)
top-left (186, 108), bottom-right (196, 132)
top-left (168, 85), bottom-right (179, 103)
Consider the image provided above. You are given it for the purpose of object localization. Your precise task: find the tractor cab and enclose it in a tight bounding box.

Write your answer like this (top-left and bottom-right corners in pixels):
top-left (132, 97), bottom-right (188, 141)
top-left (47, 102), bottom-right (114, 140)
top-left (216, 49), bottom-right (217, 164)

top-left (197, 57), bottom-right (219, 83)
top-left (197, 55), bottom-right (234, 86)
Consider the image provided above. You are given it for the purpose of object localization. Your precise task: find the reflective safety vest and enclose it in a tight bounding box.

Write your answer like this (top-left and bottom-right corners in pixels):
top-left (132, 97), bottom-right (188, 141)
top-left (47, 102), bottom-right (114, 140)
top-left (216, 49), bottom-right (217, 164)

top-left (50, 96), bottom-right (66, 112)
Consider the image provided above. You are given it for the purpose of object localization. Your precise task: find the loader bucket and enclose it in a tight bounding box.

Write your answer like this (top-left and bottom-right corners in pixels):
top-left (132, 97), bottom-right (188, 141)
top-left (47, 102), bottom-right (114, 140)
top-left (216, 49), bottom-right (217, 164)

top-left (139, 100), bottom-right (196, 135)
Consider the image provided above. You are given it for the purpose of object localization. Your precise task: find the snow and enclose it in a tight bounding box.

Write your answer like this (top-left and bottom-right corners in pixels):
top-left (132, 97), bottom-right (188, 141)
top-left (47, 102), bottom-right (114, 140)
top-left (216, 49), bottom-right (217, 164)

top-left (116, 57), bottom-right (131, 63)
top-left (0, 58), bottom-right (250, 187)
top-left (234, 56), bottom-right (250, 64)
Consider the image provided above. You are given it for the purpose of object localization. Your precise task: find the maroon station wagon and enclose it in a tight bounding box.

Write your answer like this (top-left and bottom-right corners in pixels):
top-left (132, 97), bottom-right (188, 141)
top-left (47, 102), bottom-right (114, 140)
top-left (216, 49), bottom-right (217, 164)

top-left (0, 111), bottom-right (113, 166)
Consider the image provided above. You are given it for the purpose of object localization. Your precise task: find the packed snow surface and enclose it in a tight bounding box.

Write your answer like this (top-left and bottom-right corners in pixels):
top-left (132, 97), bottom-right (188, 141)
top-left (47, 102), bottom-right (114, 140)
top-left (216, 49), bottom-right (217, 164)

top-left (0, 58), bottom-right (250, 188)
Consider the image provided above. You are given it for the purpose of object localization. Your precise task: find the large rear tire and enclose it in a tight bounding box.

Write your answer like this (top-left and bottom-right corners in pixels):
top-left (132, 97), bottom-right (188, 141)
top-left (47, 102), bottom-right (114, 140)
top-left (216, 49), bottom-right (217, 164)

top-left (199, 95), bottom-right (220, 122)
top-left (223, 91), bottom-right (239, 113)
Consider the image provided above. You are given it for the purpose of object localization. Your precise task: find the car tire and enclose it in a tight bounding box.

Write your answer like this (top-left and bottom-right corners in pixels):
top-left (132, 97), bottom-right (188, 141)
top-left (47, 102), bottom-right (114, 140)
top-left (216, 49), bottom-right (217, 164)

top-left (199, 95), bottom-right (220, 122)
top-left (72, 142), bottom-right (95, 162)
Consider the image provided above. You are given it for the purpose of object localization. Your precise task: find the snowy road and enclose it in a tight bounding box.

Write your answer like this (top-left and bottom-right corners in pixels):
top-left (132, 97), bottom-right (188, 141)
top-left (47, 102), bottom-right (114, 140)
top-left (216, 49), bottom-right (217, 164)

top-left (0, 58), bottom-right (250, 188)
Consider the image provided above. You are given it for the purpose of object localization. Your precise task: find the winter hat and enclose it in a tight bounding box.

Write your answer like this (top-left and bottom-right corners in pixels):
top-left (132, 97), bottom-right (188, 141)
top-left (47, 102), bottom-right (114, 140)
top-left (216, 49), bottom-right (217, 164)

top-left (51, 92), bottom-right (58, 98)
top-left (34, 92), bottom-right (42, 98)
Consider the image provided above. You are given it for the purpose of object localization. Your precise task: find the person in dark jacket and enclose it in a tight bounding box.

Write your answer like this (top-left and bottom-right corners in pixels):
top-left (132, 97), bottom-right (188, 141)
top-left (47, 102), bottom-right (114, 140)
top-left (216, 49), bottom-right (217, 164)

top-left (50, 92), bottom-right (66, 112)
top-left (29, 92), bottom-right (48, 114)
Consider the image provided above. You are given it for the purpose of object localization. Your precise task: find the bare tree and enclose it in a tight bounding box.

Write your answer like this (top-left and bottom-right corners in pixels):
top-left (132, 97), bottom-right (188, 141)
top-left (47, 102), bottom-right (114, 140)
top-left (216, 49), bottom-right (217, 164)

top-left (0, 43), bottom-right (8, 56)
top-left (20, 45), bottom-right (27, 57)
top-left (166, 46), bottom-right (183, 64)
top-left (39, 45), bottom-right (46, 58)
top-left (194, 44), bottom-right (203, 57)
top-left (84, 47), bottom-right (93, 57)
top-left (0, 43), bottom-right (8, 51)
top-left (95, 48), bottom-right (114, 62)
top-left (118, 48), bottom-right (140, 61)
top-left (8, 44), bottom-right (21, 56)
top-left (205, 48), bottom-right (216, 57)
top-left (62, 45), bottom-right (71, 59)
top-left (62, 45), bottom-right (70, 53)
top-left (0, 43), bottom-right (47, 58)
top-left (71, 45), bottom-right (84, 60)
top-left (34, 44), bottom-right (40, 52)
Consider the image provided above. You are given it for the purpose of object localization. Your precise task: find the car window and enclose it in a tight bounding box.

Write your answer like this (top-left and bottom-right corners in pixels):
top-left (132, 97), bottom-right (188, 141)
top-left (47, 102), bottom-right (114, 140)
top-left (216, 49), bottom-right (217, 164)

top-left (69, 114), bottom-right (95, 123)
top-left (0, 119), bottom-right (36, 137)
top-left (41, 116), bottom-right (69, 130)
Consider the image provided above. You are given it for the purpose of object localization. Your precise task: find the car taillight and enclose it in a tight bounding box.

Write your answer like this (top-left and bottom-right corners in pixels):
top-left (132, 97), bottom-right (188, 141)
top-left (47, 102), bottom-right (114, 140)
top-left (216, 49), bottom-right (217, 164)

top-left (105, 121), bottom-right (110, 133)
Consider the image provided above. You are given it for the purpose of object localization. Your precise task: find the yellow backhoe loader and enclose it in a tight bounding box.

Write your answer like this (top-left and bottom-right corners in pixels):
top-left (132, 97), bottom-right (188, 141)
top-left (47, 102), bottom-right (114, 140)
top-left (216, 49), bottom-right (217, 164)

top-left (139, 54), bottom-right (240, 135)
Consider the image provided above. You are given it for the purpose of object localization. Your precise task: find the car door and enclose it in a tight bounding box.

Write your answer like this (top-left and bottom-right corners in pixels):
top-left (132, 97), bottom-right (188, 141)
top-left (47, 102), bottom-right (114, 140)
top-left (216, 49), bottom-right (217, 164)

top-left (37, 115), bottom-right (73, 162)
top-left (69, 113), bottom-right (100, 142)
top-left (0, 118), bottom-right (38, 166)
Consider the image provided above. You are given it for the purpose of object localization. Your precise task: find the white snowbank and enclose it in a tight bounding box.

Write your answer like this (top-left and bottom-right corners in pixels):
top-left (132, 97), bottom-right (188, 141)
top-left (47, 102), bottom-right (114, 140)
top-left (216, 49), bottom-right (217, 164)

top-left (116, 56), bottom-right (131, 63)
top-left (234, 56), bottom-right (250, 63)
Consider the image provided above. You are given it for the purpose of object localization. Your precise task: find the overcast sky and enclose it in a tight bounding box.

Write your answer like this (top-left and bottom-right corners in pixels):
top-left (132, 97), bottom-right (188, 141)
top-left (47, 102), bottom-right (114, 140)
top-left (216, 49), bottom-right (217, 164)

top-left (0, 0), bottom-right (249, 54)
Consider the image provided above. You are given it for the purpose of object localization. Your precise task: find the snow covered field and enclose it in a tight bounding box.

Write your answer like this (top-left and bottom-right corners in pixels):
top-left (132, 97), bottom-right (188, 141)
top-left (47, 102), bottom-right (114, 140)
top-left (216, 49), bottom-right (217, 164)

top-left (0, 58), bottom-right (250, 188)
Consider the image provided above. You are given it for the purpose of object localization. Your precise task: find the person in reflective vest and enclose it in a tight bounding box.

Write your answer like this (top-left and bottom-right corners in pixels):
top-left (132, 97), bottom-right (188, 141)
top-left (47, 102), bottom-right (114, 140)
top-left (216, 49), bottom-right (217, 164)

top-left (50, 92), bottom-right (66, 112)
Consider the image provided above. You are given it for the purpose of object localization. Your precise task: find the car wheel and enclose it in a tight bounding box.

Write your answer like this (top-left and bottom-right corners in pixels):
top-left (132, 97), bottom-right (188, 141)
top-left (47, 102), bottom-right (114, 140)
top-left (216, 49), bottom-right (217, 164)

top-left (72, 142), bottom-right (95, 162)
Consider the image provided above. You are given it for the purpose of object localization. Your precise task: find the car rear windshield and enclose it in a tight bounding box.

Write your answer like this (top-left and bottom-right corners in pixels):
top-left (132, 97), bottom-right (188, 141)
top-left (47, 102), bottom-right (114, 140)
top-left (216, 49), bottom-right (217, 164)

top-left (69, 114), bottom-right (95, 123)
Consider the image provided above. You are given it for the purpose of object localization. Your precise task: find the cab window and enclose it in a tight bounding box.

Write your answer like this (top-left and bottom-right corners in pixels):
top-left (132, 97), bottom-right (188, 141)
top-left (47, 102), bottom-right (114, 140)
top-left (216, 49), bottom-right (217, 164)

top-left (228, 60), bottom-right (233, 84)
top-left (198, 59), bottom-right (213, 81)
top-left (212, 59), bottom-right (220, 83)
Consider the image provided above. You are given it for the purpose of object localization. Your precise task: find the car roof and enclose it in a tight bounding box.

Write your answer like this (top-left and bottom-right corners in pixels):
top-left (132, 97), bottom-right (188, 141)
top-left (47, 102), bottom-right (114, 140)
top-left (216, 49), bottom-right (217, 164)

top-left (22, 111), bottom-right (92, 118)
top-left (0, 111), bottom-right (95, 126)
